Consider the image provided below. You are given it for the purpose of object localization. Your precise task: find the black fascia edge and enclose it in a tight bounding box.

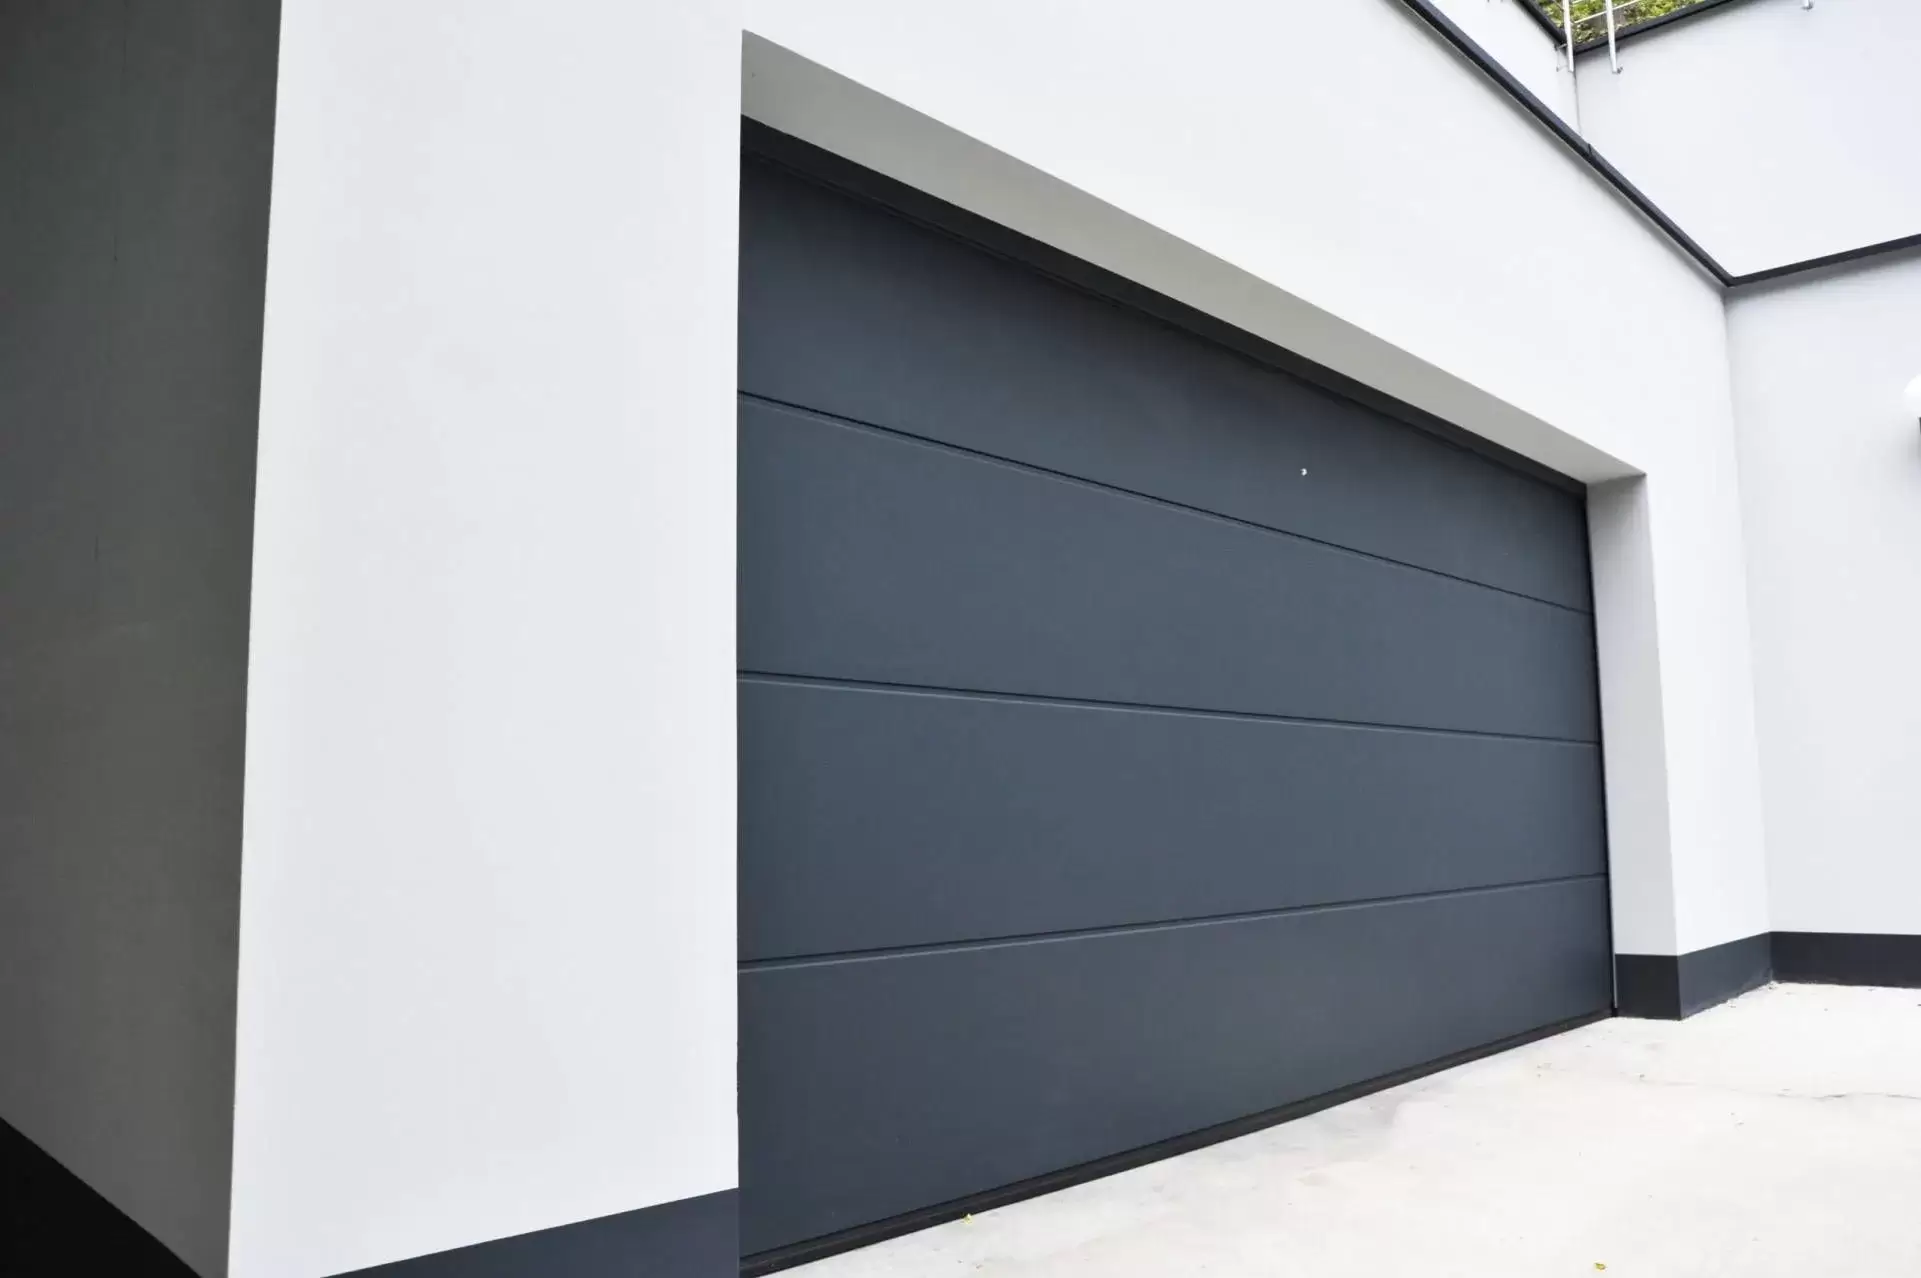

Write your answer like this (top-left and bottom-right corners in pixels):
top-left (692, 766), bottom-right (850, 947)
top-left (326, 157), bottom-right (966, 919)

top-left (1394, 0), bottom-right (1733, 286)
top-left (1515, 0), bottom-right (1567, 42)
top-left (1392, 0), bottom-right (1921, 290)
top-left (1728, 229), bottom-right (1921, 290)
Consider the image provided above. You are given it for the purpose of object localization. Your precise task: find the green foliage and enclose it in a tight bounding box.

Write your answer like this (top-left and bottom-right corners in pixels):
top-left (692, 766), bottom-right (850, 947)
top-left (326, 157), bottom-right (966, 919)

top-left (1536, 0), bottom-right (1700, 40)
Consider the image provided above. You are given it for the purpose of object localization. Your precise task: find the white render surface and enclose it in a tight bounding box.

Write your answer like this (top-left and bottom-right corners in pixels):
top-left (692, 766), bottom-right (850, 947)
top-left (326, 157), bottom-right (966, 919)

top-left (1576, 0), bottom-right (1921, 276)
top-left (794, 984), bottom-right (1921, 1278)
top-left (1726, 254), bottom-right (1921, 936)
top-left (231, 2), bottom-right (740, 1274)
top-left (224, 0), bottom-right (1821, 1269)
top-left (1431, 0), bottom-right (1577, 126)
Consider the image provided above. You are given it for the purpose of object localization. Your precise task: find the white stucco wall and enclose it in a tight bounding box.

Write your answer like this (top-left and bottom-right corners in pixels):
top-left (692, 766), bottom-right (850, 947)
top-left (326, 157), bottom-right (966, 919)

top-left (742, 0), bottom-right (1768, 957)
top-left (1576, 0), bottom-right (1921, 276)
top-left (1433, 0), bottom-right (1578, 126)
top-left (227, 0), bottom-right (1784, 1271)
top-left (230, 2), bottom-right (741, 1275)
top-left (1727, 255), bottom-right (1921, 937)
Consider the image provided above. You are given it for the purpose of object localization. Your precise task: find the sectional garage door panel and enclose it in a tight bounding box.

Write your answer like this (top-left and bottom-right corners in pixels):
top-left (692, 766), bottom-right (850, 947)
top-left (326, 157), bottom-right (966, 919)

top-left (739, 158), bottom-right (1591, 612)
top-left (740, 677), bottom-right (1605, 962)
top-left (740, 875), bottom-right (1611, 1255)
top-left (740, 398), bottom-right (1599, 743)
top-left (738, 135), bottom-right (1610, 1262)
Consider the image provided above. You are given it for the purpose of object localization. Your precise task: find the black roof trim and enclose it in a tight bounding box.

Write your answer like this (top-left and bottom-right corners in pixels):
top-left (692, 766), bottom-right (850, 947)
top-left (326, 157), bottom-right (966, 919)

top-left (1394, 0), bottom-right (1731, 285)
top-left (1730, 229), bottom-right (1921, 290)
top-left (1393, 0), bottom-right (1921, 290)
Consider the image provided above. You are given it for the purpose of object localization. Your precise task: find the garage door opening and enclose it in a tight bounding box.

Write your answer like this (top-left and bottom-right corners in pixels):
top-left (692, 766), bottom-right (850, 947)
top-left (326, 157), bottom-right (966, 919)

top-left (737, 122), bottom-right (1610, 1273)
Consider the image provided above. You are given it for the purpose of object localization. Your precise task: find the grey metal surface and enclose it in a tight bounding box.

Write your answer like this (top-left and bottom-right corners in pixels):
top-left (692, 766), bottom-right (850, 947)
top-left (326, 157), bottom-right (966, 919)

top-left (740, 399), bottom-right (1597, 742)
top-left (741, 877), bottom-right (1611, 1254)
top-left (741, 676), bottom-right (1604, 961)
top-left (740, 159), bottom-right (1591, 612)
top-left (0, 3), bottom-right (277, 1273)
top-left (738, 142), bottom-right (1609, 1259)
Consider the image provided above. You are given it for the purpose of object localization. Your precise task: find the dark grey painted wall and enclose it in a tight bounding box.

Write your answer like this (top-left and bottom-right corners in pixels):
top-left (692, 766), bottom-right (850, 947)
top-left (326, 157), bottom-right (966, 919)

top-left (0, 3), bottom-right (278, 1274)
top-left (738, 140), bottom-right (1611, 1261)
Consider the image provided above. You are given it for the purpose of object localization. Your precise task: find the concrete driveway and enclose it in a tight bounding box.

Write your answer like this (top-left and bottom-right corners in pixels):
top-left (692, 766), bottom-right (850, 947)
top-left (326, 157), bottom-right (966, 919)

top-left (792, 984), bottom-right (1921, 1277)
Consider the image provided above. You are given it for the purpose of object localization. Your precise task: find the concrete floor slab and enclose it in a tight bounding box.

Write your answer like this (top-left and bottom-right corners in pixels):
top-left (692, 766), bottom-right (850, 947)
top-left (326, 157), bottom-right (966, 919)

top-left (792, 984), bottom-right (1921, 1277)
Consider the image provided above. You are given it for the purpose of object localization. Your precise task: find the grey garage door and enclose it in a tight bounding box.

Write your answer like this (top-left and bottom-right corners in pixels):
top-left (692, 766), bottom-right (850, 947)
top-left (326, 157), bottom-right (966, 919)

top-left (738, 126), bottom-right (1611, 1266)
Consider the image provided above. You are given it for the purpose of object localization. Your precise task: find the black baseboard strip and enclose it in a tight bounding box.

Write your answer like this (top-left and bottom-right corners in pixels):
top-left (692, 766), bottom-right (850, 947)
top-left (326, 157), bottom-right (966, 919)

top-left (1773, 932), bottom-right (1921, 989)
top-left (334, 1188), bottom-right (737, 1278)
top-left (1618, 931), bottom-right (1921, 1021)
top-left (1612, 952), bottom-right (1683, 1020)
top-left (0, 1117), bottom-right (197, 1277)
top-left (739, 1007), bottom-right (1609, 1275)
top-left (1679, 932), bottom-right (1774, 1017)
top-left (1616, 932), bottom-right (1773, 1020)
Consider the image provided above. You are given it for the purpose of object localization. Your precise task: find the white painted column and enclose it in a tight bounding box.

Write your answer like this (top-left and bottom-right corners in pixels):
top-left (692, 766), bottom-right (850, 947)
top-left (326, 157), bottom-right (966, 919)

top-left (1729, 257), bottom-right (1921, 939)
top-left (231, 3), bottom-right (741, 1274)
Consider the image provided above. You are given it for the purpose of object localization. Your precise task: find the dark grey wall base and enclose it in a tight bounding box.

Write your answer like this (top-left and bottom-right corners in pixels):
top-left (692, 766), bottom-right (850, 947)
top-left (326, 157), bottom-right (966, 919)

top-left (1615, 933), bottom-right (1773, 1020)
top-left (1612, 954), bottom-right (1685, 1020)
top-left (1617, 931), bottom-right (1921, 1020)
top-left (1688, 933), bottom-right (1778, 1013)
top-left (1773, 932), bottom-right (1921, 989)
top-left (332, 1189), bottom-right (736, 1277)
top-left (0, 1118), bottom-right (197, 1277)
top-left (742, 1009), bottom-right (1605, 1276)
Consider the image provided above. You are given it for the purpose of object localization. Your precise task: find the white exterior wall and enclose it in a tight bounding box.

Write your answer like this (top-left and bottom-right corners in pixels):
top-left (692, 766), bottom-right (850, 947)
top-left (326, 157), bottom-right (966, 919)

top-left (225, 0), bottom-right (1790, 1272)
top-left (741, 0), bottom-right (1768, 955)
top-left (1576, 0), bottom-right (1921, 276)
top-left (231, 3), bottom-right (740, 1275)
top-left (1433, 0), bottom-right (1578, 126)
top-left (1727, 256), bottom-right (1921, 936)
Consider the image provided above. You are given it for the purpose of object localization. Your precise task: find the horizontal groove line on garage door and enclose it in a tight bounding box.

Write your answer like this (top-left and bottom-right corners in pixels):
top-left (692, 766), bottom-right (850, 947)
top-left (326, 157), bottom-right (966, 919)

top-left (743, 131), bottom-right (1584, 502)
top-left (737, 671), bottom-right (1602, 747)
top-left (738, 872), bottom-right (1608, 973)
top-left (740, 390), bottom-right (1593, 618)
